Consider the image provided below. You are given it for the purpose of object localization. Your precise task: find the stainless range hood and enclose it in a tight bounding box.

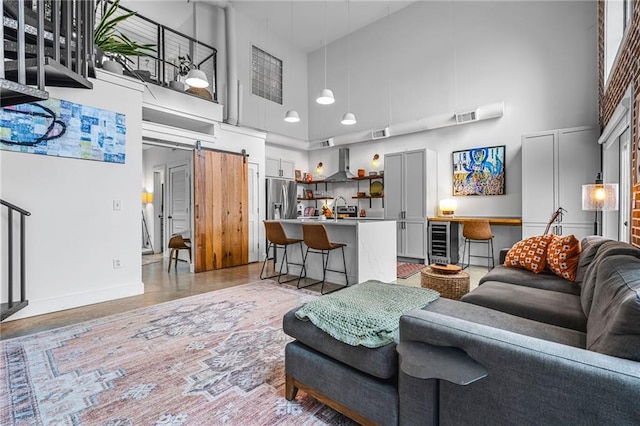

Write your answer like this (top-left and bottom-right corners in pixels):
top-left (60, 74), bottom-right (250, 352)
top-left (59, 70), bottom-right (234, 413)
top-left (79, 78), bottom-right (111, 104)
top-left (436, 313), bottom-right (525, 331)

top-left (325, 148), bottom-right (355, 182)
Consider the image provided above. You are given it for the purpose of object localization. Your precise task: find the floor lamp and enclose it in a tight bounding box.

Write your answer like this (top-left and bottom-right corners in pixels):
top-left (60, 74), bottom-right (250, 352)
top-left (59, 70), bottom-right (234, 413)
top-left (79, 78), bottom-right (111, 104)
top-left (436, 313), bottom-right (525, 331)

top-left (581, 173), bottom-right (619, 236)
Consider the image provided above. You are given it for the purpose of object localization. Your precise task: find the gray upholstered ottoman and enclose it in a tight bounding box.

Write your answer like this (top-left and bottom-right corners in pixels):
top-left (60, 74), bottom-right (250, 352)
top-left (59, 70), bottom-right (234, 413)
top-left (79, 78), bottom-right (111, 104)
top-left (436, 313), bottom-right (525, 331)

top-left (283, 307), bottom-right (399, 425)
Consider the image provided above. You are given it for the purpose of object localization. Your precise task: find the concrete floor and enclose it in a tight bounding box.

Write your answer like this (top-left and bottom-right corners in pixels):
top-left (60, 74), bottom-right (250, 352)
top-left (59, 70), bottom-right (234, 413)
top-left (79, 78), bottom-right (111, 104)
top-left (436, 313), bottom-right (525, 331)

top-left (0, 257), bottom-right (487, 340)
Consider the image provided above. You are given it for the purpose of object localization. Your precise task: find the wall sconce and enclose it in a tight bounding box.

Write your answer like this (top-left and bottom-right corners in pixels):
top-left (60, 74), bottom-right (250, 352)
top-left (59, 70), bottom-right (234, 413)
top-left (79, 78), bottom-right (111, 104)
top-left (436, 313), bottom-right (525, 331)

top-left (372, 154), bottom-right (380, 168)
top-left (439, 199), bottom-right (457, 217)
top-left (581, 172), bottom-right (618, 235)
top-left (142, 192), bottom-right (154, 204)
top-left (316, 162), bottom-right (324, 174)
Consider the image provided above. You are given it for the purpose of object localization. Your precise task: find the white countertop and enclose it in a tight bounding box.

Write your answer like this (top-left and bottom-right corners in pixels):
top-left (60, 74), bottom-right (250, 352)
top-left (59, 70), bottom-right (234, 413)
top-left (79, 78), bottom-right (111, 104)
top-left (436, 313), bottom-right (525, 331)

top-left (280, 218), bottom-right (390, 226)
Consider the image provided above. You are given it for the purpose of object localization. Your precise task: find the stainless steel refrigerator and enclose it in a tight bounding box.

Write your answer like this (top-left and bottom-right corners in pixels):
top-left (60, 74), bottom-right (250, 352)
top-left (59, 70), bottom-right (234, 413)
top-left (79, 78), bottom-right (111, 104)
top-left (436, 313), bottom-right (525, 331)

top-left (266, 178), bottom-right (298, 221)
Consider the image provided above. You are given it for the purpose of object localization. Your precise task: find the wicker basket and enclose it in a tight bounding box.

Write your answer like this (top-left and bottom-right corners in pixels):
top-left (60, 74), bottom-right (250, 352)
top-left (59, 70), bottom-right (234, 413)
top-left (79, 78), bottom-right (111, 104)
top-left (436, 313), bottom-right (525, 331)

top-left (420, 267), bottom-right (470, 300)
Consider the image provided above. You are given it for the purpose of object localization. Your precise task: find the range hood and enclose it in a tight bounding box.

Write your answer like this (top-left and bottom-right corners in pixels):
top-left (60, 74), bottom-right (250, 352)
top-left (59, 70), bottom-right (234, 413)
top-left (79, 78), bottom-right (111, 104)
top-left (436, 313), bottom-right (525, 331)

top-left (325, 148), bottom-right (355, 182)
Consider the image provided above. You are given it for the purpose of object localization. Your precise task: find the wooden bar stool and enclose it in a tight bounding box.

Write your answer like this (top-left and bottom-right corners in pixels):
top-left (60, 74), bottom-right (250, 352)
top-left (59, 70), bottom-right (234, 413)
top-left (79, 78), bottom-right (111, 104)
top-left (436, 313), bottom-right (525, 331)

top-left (261, 221), bottom-right (306, 283)
top-left (167, 234), bottom-right (192, 272)
top-left (298, 223), bottom-right (349, 294)
top-left (461, 220), bottom-right (495, 271)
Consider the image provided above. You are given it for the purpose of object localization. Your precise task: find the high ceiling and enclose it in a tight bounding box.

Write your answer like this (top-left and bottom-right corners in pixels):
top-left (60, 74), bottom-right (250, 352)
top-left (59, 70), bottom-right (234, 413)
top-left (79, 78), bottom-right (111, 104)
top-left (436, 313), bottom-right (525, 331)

top-left (216, 1), bottom-right (415, 52)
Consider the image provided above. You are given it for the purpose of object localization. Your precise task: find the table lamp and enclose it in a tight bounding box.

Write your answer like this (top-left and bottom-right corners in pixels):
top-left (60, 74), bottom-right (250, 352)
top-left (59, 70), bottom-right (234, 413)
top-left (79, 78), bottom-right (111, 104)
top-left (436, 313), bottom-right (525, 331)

top-left (581, 172), bottom-right (618, 235)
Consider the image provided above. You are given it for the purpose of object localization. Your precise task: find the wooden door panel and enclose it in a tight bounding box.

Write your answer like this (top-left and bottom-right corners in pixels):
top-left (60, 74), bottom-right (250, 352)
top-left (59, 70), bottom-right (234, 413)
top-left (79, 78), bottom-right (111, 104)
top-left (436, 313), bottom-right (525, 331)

top-left (194, 150), bottom-right (248, 272)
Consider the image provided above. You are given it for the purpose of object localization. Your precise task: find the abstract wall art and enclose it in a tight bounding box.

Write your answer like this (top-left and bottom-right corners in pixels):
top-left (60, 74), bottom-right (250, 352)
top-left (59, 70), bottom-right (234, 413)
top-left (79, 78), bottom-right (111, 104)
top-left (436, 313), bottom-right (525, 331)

top-left (0, 98), bottom-right (126, 164)
top-left (452, 145), bottom-right (505, 196)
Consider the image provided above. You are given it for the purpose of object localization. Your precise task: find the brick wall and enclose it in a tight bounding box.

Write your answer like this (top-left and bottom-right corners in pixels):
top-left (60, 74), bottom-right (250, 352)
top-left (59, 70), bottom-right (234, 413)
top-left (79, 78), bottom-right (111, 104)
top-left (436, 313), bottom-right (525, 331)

top-left (598, 0), bottom-right (640, 247)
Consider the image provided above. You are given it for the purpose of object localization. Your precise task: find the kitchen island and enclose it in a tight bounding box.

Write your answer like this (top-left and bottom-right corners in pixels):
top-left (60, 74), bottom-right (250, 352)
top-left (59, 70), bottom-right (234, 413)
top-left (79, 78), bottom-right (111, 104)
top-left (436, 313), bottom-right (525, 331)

top-left (275, 219), bottom-right (397, 285)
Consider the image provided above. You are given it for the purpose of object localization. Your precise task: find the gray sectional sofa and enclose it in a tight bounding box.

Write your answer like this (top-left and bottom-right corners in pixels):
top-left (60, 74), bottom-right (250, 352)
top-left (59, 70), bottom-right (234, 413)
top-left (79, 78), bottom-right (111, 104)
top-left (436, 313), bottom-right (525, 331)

top-left (283, 236), bottom-right (640, 425)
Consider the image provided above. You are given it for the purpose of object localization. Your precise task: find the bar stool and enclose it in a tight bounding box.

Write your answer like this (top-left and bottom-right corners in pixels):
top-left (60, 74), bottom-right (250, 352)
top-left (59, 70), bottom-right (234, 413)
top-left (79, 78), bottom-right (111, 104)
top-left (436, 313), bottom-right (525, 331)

top-left (461, 220), bottom-right (495, 271)
top-left (298, 223), bottom-right (348, 295)
top-left (261, 221), bottom-right (306, 283)
top-left (167, 233), bottom-right (191, 272)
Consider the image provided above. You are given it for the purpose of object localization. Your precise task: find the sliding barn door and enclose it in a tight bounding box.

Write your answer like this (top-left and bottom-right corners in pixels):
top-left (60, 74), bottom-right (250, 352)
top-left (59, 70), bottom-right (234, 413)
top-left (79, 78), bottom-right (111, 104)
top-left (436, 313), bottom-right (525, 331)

top-left (194, 149), bottom-right (248, 272)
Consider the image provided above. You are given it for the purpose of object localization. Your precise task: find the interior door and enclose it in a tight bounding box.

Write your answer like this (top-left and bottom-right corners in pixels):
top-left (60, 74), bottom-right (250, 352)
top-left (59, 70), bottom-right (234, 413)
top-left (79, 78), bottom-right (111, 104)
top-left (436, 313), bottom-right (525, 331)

top-left (248, 162), bottom-right (260, 262)
top-left (168, 163), bottom-right (190, 257)
top-left (194, 149), bottom-right (248, 272)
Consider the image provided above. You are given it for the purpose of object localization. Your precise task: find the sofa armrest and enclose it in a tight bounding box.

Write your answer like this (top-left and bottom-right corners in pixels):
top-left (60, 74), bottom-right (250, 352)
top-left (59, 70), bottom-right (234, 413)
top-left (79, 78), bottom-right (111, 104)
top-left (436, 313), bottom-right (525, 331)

top-left (398, 308), bottom-right (640, 425)
top-left (498, 247), bottom-right (510, 264)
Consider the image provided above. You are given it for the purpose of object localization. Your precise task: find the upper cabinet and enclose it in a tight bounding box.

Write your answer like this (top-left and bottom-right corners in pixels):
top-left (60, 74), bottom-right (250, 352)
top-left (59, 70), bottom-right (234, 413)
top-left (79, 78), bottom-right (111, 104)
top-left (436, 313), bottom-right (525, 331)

top-left (266, 157), bottom-right (295, 179)
top-left (522, 127), bottom-right (599, 239)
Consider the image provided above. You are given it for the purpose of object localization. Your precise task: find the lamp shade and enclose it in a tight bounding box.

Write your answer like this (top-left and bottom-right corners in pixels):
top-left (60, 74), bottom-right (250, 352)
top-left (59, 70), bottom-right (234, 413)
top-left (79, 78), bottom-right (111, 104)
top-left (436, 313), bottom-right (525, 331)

top-left (341, 112), bottom-right (357, 125)
top-left (316, 88), bottom-right (335, 105)
top-left (581, 183), bottom-right (619, 211)
top-left (284, 110), bottom-right (300, 123)
top-left (142, 192), bottom-right (153, 204)
top-left (439, 199), bottom-right (457, 216)
top-left (185, 68), bottom-right (209, 88)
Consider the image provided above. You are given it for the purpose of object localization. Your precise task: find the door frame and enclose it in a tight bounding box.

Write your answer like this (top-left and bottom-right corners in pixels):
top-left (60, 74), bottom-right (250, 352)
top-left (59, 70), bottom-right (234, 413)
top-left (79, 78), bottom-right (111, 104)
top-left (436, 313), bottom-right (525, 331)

top-left (167, 159), bottom-right (193, 264)
top-left (599, 85), bottom-right (633, 241)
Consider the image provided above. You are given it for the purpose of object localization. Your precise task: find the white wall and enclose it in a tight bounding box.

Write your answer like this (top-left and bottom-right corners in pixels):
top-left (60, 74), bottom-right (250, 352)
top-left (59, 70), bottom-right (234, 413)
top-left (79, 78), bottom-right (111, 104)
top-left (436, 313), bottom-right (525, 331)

top-left (234, 8), bottom-right (309, 141)
top-left (1, 72), bottom-right (146, 321)
top-left (303, 1), bottom-right (597, 221)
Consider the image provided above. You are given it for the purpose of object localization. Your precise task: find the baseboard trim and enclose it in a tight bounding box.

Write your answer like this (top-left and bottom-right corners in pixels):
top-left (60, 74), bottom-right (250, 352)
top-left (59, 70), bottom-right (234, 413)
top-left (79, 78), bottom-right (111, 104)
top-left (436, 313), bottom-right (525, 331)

top-left (2, 281), bottom-right (144, 322)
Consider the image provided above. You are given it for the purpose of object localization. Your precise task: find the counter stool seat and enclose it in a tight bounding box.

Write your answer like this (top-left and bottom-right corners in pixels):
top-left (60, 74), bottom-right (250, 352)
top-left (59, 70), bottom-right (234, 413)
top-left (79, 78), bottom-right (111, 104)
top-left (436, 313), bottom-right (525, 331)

top-left (461, 220), bottom-right (495, 271)
top-left (298, 223), bottom-right (349, 294)
top-left (261, 221), bottom-right (306, 283)
top-left (167, 234), bottom-right (191, 272)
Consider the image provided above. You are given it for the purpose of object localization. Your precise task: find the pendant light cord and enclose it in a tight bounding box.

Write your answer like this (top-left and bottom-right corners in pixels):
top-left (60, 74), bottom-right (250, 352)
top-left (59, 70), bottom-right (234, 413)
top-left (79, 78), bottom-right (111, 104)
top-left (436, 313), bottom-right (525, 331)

top-left (346, 0), bottom-right (351, 110)
top-left (324, 0), bottom-right (328, 88)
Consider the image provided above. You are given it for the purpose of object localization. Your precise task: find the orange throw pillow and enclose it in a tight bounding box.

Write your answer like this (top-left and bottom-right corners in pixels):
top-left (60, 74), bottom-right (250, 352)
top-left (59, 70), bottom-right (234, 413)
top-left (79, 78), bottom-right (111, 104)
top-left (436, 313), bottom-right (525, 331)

top-left (546, 234), bottom-right (581, 281)
top-left (504, 234), bottom-right (554, 273)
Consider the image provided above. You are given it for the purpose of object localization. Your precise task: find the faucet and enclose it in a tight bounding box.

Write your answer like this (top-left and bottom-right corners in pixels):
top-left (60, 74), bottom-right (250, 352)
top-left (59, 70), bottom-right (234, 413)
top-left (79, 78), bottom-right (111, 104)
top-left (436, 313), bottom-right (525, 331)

top-left (333, 196), bottom-right (347, 221)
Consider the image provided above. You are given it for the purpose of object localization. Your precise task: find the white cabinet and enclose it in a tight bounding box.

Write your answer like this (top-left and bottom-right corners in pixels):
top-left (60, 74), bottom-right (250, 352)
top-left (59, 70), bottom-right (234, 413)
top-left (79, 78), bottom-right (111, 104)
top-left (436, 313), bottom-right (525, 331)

top-left (384, 149), bottom-right (437, 261)
top-left (266, 157), bottom-right (295, 179)
top-left (522, 127), bottom-right (599, 240)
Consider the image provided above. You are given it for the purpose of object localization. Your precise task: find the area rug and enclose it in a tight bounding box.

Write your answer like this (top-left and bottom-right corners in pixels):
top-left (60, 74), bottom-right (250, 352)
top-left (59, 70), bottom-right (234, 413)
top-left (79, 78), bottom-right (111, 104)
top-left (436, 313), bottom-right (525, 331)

top-left (397, 262), bottom-right (426, 279)
top-left (0, 281), bottom-right (357, 425)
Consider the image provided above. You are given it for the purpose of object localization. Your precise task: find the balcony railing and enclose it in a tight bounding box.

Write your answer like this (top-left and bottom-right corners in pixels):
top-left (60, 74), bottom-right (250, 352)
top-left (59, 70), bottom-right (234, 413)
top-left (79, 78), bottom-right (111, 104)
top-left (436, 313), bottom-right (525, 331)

top-left (1, 199), bottom-right (31, 320)
top-left (96, 1), bottom-right (217, 102)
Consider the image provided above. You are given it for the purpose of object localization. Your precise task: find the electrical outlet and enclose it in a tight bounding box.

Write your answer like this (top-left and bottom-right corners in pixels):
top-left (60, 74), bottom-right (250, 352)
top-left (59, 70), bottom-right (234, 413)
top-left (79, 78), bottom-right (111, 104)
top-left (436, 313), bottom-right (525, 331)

top-left (113, 258), bottom-right (121, 269)
top-left (113, 200), bottom-right (121, 211)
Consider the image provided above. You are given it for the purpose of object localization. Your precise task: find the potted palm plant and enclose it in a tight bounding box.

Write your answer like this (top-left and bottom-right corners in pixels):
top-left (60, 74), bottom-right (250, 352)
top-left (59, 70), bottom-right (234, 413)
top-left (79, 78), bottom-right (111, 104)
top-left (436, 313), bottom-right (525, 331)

top-left (93, 0), bottom-right (155, 74)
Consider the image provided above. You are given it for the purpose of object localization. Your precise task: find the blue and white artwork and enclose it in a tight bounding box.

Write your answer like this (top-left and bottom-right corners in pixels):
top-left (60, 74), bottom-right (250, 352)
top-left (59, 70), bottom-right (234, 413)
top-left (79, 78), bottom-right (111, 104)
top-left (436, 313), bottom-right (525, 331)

top-left (452, 145), bottom-right (505, 196)
top-left (0, 98), bottom-right (126, 164)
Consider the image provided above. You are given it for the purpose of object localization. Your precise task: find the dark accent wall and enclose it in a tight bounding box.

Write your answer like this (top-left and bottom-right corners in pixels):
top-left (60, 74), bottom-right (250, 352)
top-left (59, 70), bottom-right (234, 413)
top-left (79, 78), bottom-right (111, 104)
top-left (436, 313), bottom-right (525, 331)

top-left (598, 1), bottom-right (640, 246)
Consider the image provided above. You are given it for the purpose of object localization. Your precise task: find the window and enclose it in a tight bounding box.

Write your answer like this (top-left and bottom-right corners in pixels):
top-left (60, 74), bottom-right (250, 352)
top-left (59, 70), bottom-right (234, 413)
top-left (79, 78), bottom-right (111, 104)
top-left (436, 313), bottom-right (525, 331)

top-left (251, 45), bottom-right (283, 104)
top-left (604, 0), bottom-right (633, 83)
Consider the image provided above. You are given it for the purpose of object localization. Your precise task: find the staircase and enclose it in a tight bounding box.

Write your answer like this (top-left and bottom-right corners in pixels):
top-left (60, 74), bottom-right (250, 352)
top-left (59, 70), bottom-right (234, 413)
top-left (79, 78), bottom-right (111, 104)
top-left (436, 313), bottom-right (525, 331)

top-left (1, 0), bottom-right (94, 108)
top-left (1, 199), bottom-right (31, 320)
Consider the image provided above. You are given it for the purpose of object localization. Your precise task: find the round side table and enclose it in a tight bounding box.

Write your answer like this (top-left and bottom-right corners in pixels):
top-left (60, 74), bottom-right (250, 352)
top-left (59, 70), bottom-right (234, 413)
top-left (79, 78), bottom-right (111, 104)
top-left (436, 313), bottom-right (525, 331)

top-left (420, 267), bottom-right (470, 300)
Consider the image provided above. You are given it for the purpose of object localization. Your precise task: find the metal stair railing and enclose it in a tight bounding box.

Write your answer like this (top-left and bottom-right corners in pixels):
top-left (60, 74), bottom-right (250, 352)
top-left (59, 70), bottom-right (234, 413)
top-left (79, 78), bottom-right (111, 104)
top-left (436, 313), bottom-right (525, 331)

top-left (1, 199), bottom-right (31, 320)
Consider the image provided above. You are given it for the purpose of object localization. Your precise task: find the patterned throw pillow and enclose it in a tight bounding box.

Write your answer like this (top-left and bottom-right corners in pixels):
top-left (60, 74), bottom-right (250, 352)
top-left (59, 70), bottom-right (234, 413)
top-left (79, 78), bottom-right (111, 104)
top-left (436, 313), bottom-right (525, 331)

top-left (546, 234), bottom-right (581, 281)
top-left (504, 234), bottom-right (554, 273)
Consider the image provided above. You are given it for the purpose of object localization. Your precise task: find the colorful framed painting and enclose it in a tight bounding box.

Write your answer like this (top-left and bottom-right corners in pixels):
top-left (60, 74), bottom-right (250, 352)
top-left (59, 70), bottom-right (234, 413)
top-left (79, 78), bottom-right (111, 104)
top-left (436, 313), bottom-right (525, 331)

top-left (452, 145), bottom-right (505, 196)
top-left (0, 98), bottom-right (126, 164)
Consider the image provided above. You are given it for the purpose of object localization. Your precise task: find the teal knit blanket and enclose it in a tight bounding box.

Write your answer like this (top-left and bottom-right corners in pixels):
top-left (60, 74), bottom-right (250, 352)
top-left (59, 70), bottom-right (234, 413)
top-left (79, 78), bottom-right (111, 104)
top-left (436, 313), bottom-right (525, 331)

top-left (295, 280), bottom-right (440, 348)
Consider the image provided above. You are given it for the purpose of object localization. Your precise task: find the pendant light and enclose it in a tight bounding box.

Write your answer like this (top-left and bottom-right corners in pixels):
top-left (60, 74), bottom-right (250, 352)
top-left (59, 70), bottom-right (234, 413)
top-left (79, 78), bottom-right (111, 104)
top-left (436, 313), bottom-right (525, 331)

top-left (341, 0), bottom-right (356, 125)
top-left (316, 1), bottom-right (335, 105)
top-left (284, 0), bottom-right (300, 123)
top-left (186, 2), bottom-right (209, 88)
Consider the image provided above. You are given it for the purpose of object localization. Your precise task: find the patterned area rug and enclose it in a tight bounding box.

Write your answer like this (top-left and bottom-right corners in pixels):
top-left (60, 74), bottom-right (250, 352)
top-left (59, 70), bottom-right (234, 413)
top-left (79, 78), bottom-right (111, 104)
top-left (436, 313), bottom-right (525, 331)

top-left (397, 262), bottom-right (426, 279)
top-left (0, 281), bottom-right (357, 425)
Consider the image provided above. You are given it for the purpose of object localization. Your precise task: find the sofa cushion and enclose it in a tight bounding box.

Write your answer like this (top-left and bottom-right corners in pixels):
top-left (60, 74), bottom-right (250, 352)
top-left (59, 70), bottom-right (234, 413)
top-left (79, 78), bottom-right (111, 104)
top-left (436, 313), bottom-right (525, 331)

top-left (546, 234), bottom-right (581, 281)
top-left (461, 281), bottom-right (586, 332)
top-left (579, 241), bottom-right (640, 316)
top-left (587, 255), bottom-right (640, 361)
top-left (574, 236), bottom-right (610, 285)
top-left (504, 234), bottom-right (554, 273)
top-left (283, 307), bottom-right (397, 379)
top-left (479, 265), bottom-right (580, 295)
top-left (424, 298), bottom-right (586, 348)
